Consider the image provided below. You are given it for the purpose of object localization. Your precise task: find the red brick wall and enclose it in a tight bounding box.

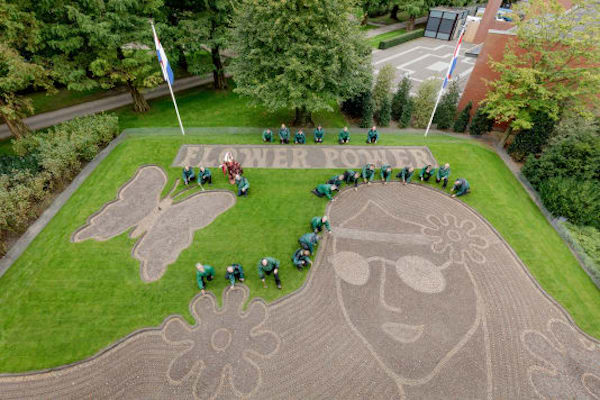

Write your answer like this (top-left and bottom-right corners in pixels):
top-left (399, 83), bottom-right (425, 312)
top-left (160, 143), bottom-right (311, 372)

top-left (473, 0), bottom-right (503, 43)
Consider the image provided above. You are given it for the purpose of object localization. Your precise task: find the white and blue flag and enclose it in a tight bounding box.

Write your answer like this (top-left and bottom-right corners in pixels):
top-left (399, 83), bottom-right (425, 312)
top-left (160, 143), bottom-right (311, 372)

top-left (151, 23), bottom-right (174, 85)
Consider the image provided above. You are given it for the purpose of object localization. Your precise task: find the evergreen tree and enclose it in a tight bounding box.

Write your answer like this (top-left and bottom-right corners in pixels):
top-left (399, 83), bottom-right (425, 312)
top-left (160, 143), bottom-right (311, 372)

top-left (412, 79), bottom-right (438, 129)
top-left (372, 64), bottom-right (395, 121)
top-left (469, 107), bottom-right (494, 136)
top-left (433, 81), bottom-right (459, 130)
top-left (399, 98), bottom-right (413, 128)
top-left (453, 101), bottom-right (472, 133)
top-left (361, 91), bottom-right (375, 128)
top-left (391, 76), bottom-right (411, 121)
top-left (230, 0), bottom-right (372, 125)
top-left (379, 95), bottom-right (392, 127)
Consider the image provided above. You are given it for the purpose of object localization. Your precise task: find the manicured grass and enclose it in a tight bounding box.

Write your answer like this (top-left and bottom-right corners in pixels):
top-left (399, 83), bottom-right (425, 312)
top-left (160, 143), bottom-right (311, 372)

top-left (0, 132), bottom-right (598, 373)
top-left (361, 24), bottom-right (380, 31)
top-left (29, 87), bottom-right (121, 115)
top-left (114, 82), bottom-right (348, 130)
top-left (368, 28), bottom-right (407, 48)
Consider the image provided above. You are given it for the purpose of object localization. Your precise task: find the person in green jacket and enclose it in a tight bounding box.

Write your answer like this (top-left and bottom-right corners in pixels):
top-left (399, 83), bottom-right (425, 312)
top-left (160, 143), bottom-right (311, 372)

top-left (311, 216), bottom-right (332, 234)
top-left (299, 232), bottom-right (320, 253)
top-left (343, 170), bottom-right (360, 189)
top-left (436, 163), bottom-right (451, 188)
top-left (451, 178), bottom-right (470, 197)
top-left (380, 164), bottom-right (392, 183)
top-left (294, 129), bottom-right (306, 144)
top-left (198, 167), bottom-right (212, 185)
top-left (182, 166), bottom-right (195, 185)
top-left (292, 248), bottom-right (312, 270)
top-left (419, 165), bottom-right (436, 182)
top-left (327, 174), bottom-right (344, 188)
top-left (362, 163), bottom-right (376, 184)
top-left (279, 123), bottom-right (290, 144)
top-left (225, 264), bottom-right (245, 288)
top-left (311, 183), bottom-right (337, 200)
top-left (258, 257), bottom-right (281, 289)
top-left (338, 127), bottom-right (351, 144)
top-left (235, 174), bottom-right (249, 197)
top-left (397, 166), bottom-right (414, 185)
top-left (196, 263), bottom-right (215, 295)
top-left (262, 128), bottom-right (274, 143)
top-left (314, 125), bottom-right (325, 143)
top-left (366, 126), bottom-right (379, 144)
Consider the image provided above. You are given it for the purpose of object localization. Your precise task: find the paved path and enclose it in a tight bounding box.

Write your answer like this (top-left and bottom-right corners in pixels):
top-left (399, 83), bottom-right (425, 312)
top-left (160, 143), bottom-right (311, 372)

top-left (1, 183), bottom-right (599, 399)
top-left (365, 17), bottom-right (428, 38)
top-left (0, 75), bottom-right (215, 140)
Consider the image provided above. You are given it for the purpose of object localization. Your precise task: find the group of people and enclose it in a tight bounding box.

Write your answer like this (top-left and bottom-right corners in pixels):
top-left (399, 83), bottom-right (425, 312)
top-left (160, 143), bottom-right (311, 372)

top-left (195, 214), bottom-right (331, 292)
top-left (262, 124), bottom-right (381, 145)
top-left (311, 162), bottom-right (471, 200)
top-left (182, 153), bottom-right (250, 197)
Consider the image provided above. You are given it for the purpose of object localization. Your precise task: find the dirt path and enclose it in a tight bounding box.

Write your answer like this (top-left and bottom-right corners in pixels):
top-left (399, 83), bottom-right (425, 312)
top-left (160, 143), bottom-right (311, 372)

top-left (2, 183), bottom-right (598, 399)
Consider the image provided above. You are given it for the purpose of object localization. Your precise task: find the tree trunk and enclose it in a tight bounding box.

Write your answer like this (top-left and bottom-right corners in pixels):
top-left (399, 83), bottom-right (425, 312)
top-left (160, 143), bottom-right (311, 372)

top-left (0, 102), bottom-right (30, 139)
top-left (361, 13), bottom-right (369, 25)
top-left (390, 5), bottom-right (399, 21)
top-left (407, 16), bottom-right (415, 31)
top-left (294, 106), bottom-right (314, 127)
top-left (127, 82), bottom-right (150, 113)
top-left (499, 126), bottom-right (513, 148)
top-left (211, 46), bottom-right (227, 90)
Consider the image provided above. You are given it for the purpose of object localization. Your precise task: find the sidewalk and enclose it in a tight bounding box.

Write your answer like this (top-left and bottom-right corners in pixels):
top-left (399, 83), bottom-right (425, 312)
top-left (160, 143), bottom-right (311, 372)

top-left (0, 75), bottom-right (215, 140)
top-left (365, 16), bottom-right (428, 38)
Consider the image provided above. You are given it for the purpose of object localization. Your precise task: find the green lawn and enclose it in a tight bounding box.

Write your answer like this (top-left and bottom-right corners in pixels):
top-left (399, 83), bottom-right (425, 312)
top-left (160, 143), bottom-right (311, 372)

top-left (368, 28), bottom-right (407, 48)
top-left (0, 132), bottom-right (598, 373)
top-left (114, 81), bottom-right (348, 130)
top-left (29, 87), bottom-right (121, 115)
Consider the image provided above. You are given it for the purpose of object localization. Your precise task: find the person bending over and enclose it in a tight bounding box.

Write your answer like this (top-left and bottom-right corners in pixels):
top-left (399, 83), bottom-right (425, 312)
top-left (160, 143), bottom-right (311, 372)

top-left (198, 167), bottom-right (212, 185)
top-left (235, 174), bottom-right (249, 197)
top-left (299, 232), bottom-right (320, 254)
top-left (258, 257), bottom-right (281, 289)
top-left (311, 216), bottom-right (332, 234)
top-left (294, 129), bottom-right (306, 144)
top-left (436, 163), bottom-right (451, 189)
top-left (419, 165), bottom-right (436, 182)
top-left (262, 128), bottom-right (274, 143)
top-left (397, 166), bottom-right (414, 185)
top-left (279, 123), bottom-right (290, 144)
top-left (338, 127), bottom-right (350, 144)
top-left (343, 170), bottom-right (360, 190)
top-left (380, 164), bottom-right (392, 184)
top-left (314, 125), bottom-right (325, 143)
top-left (196, 263), bottom-right (215, 295)
top-left (451, 178), bottom-right (470, 198)
top-left (225, 264), bottom-right (245, 288)
top-left (327, 174), bottom-right (344, 188)
top-left (366, 126), bottom-right (379, 144)
top-left (311, 183), bottom-right (337, 201)
top-left (182, 166), bottom-right (195, 185)
top-left (292, 248), bottom-right (312, 270)
top-left (362, 163), bottom-right (376, 184)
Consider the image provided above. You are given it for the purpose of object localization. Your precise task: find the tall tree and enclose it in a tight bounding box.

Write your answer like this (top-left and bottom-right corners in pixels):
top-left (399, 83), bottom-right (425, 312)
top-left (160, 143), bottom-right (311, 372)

top-left (230, 0), bottom-right (372, 125)
top-left (35, 0), bottom-right (164, 113)
top-left (0, 1), bottom-right (53, 138)
top-left (483, 0), bottom-right (600, 142)
top-left (164, 0), bottom-right (232, 89)
top-left (393, 0), bottom-right (427, 30)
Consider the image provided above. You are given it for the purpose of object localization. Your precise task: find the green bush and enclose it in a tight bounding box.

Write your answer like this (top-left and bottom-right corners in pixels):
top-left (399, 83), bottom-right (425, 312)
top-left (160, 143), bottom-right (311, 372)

top-left (469, 107), bottom-right (494, 136)
top-left (565, 222), bottom-right (600, 268)
top-left (0, 154), bottom-right (40, 175)
top-left (538, 177), bottom-right (600, 228)
top-left (398, 97), bottom-right (413, 128)
top-left (360, 90), bottom-right (375, 128)
top-left (433, 81), bottom-right (459, 130)
top-left (453, 101), bottom-right (472, 133)
top-left (412, 79), bottom-right (438, 129)
top-left (508, 111), bottom-right (555, 161)
top-left (341, 92), bottom-right (365, 119)
top-left (391, 76), bottom-right (411, 121)
top-left (372, 64), bottom-right (395, 122)
top-left (378, 95), bottom-right (391, 126)
top-left (378, 29), bottom-right (424, 49)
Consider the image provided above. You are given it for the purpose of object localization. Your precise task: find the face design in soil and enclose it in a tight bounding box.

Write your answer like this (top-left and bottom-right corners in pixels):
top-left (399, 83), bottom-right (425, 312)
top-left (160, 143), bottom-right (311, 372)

top-left (330, 199), bottom-right (481, 385)
top-left (72, 165), bottom-right (236, 282)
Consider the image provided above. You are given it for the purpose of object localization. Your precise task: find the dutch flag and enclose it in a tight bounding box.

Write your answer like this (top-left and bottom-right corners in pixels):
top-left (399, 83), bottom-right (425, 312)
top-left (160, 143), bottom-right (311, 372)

top-left (443, 27), bottom-right (465, 89)
top-left (151, 23), bottom-right (174, 86)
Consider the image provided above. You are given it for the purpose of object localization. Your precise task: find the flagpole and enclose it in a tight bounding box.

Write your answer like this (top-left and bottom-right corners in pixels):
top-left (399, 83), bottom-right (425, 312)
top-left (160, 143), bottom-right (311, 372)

top-left (150, 20), bottom-right (185, 136)
top-left (424, 22), bottom-right (467, 137)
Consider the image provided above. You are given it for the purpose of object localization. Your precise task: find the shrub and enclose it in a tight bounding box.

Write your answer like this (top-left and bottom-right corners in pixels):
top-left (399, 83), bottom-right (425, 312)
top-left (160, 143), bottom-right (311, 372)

top-left (391, 76), bottom-right (411, 121)
top-left (360, 90), bottom-right (375, 128)
top-left (341, 92), bottom-right (365, 119)
top-left (538, 177), bottom-right (600, 228)
top-left (565, 222), bottom-right (600, 268)
top-left (378, 94), bottom-right (391, 126)
top-left (399, 97), bottom-right (413, 128)
top-left (372, 64), bottom-right (395, 121)
top-left (412, 79), bottom-right (438, 129)
top-left (433, 81), bottom-right (459, 130)
top-left (453, 101), bottom-right (472, 133)
top-left (378, 29), bottom-right (424, 49)
top-left (0, 154), bottom-right (40, 175)
top-left (469, 107), bottom-right (494, 136)
top-left (508, 111), bottom-right (555, 161)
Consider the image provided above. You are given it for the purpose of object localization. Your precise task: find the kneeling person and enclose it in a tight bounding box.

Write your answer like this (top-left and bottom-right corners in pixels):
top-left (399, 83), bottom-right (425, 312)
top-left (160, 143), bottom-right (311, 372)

top-left (196, 263), bottom-right (215, 295)
top-left (314, 125), bottom-right (325, 143)
top-left (311, 215), bottom-right (332, 234)
top-left (292, 248), bottom-right (312, 270)
top-left (397, 166), bottom-right (414, 185)
top-left (380, 164), bottom-right (392, 183)
top-left (338, 127), bottom-right (350, 144)
top-left (451, 178), bottom-right (470, 198)
top-left (419, 165), bottom-right (435, 182)
top-left (182, 166), bottom-right (195, 185)
top-left (235, 174), bottom-right (249, 197)
top-left (299, 232), bottom-right (320, 254)
top-left (258, 257), bottom-right (281, 289)
top-left (294, 129), bottom-right (306, 144)
top-left (225, 264), bottom-right (245, 288)
top-left (343, 169), bottom-right (360, 190)
top-left (198, 167), bottom-right (212, 185)
top-left (327, 174), bottom-right (344, 188)
top-left (311, 183), bottom-right (337, 201)
top-left (436, 163), bottom-right (451, 188)
top-left (362, 163), bottom-right (376, 184)
top-left (366, 126), bottom-right (379, 144)
top-left (279, 124), bottom-right (290, 144)
top-left (262, 128), bottom-right (274, 143)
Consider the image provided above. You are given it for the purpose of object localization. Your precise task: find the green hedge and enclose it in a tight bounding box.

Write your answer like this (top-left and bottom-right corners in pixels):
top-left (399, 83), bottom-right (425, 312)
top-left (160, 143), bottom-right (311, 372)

top-left (0, 114), bottom-right (119, 254)
top-left (378, 29), bottom-right (424, 50)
